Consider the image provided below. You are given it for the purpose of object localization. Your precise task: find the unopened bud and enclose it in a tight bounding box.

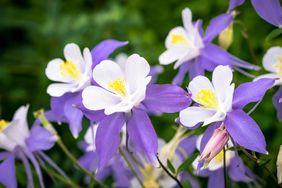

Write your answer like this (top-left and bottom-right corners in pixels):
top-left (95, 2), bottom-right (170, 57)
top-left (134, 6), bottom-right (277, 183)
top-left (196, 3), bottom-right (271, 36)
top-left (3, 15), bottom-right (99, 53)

top-left (219, 23), bottom-right (233, 50)
top-left (277, 145), bottom-right (282, 184)
top-left (200, 125), bottom-right (229, 165)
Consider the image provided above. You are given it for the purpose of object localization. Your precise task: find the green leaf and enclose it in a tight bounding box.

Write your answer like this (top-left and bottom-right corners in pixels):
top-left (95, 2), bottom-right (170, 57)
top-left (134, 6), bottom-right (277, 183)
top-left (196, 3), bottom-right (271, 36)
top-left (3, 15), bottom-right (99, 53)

top-left (167, 159), bottom-right (176, 174)
top-left (176, 152), bottom-right (198, 175)
top-left (266, 28), bottom-right (282, 41)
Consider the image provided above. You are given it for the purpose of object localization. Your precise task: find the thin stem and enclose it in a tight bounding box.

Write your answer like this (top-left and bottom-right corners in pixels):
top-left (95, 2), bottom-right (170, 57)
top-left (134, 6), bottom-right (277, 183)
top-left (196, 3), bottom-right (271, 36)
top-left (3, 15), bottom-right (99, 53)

top-left (119, 147), bottom-right (144, 188)
top-left (56, 138), bottom-right (108, 188)
top-left (156, 155), bottom-right (184, 188)
top-left (40, 162), bottom-right (81, 188)
top-left (223, 148), bottom-right (227, 188)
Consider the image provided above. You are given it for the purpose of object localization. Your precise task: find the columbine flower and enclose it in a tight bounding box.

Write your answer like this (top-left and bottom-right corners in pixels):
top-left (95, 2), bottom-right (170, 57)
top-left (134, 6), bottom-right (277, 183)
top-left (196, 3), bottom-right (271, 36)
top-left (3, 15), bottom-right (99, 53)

top-left (159, 8), bottom-right (259, 85)
top-left (256, 46), bottom-right (282, 120)
top-left (45, 43), bottom-right (93, 97)
top-left (180, 65), bottom-right (274, 154)
top-left (192, 134), bottom-right (257, 188)
top-left (0, 105), bottom-right (57, 188)
top-left (228, 0), bottom-right (282, 28)
top-left (82, 53), bottom-right (190, 169)
top-left (45, 40), bottom-right (127, 138)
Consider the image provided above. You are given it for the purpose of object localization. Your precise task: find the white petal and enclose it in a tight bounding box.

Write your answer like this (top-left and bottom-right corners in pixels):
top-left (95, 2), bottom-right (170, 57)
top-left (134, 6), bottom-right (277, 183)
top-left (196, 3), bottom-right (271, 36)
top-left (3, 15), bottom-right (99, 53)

top-left (4, 105), bottom-right (30, 146)
top-left (82, 47), bottom-right (93, 74)
top-left (203, 111), bottom-right (226, 126)
top-left (45, 58), bottom-right (73, 83)
top-left (125, 54), bottom-right (151, 94)
top-left (84, 125), bottom-right (98, 151)
top-left (182, 8), bottom-right (193, 32)
top-left (0, 134), bottom-right (16, 151)
top-left (129, 77), bottom-right (151, 106)
top-left (47, 83), bottom-right (75, 97)
top-left (159, 48), bottom-right (188, 66)
top-left (192, 156), bottom-right (200, 170)
top-left (115, 53), bottom-right (128, 71)
top-left (82, 86), bottom-right (121, 111)
top-left (212, 65), bottom-right (233, 105)
top-left (208, 150), bottom-right (235, 171)
top-left (104, 100), bottom-right (134, 115)
top-left (173, 48), bottom-right (200, 69)
top-left (63, 43), bottom-right (83, 70)
top-left (93, 60), bottom-right (124, 90)
top-left (263, 46), bottom-right (282, 73)
top-left (179, 106), bottom-right (217, 127)
top-left (188, 76), bottom-right (214, 102)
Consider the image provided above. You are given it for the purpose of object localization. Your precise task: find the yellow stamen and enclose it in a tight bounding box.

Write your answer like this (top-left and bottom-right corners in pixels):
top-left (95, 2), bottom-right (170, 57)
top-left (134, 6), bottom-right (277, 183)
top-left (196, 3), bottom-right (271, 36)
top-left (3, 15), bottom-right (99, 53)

top-left (214, 150), bottom-right (224, 162)
top-left (0, 119), bottom-right (9, 131)
top-left (107, 78), bottom-right (127, 96)
top-left (59, 60), bottom-right (81, 80)
top-left (196, 89), bottom-right (218, 108)
top-left (171, 33), bottom-right (190, 45)
top-left (141, 164), bottom-right (160, 188)
top-left (273, 55), bottom-right (282, 74)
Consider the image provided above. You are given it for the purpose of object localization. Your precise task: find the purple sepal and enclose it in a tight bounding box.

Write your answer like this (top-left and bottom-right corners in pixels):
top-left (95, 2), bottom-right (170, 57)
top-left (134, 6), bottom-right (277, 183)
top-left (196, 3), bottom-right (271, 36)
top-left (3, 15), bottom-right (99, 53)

top-left (91, 39), bottom-right (128, 69)
top-left (95, 113), bottom-right (125, 170)
top-left (127, 108), bottom-right (158, 165)
top-left (0, 152), bottom-right (17, 188)
top-left (207, 168), bottom-right (224, 188)
top-left (204, 13), bottom-right (233, 42)
top-left (232, 78), bottom-right (274, 109)
top-left (250, 0), bottom-right (282, 27)
top-left (26, 125), bottom-right (56, 152)
top-left (51, 92), bottom-right (83, 138)
top-left (273, 86), bottom-right (282, 120)
top-left (173, 62), bottom-right (192, 85)
top-left (79, 151), bottom-right (98, 172)
top-left (228, 0), bottom-right (245, 11)
top-left (142, 84), bottom-right (191, 113)
top-left (225, 110), bottom-right (267, 154)
top-left (228, 156), bottom-right (253, 182)
top-left (189, 60), bottom-right (205, 80)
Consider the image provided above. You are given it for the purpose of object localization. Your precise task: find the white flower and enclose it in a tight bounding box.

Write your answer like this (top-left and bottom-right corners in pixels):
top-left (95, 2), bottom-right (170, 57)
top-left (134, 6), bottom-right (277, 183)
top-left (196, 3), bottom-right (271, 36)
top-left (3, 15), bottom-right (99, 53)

top-left (256, 46), bottom-right (282, 85)
top-left (45, 43), bottom-right (93, 97)
top-left (82, 54), bottom-right (151, 115)
top-left (180, 65), bottom-right (234, 127)
top-left (192, 135), bottom-right (235, 171)
top-left (159, 8), bottom-right (204, 69)
top-left (0, 105), bottom-right (30, 151)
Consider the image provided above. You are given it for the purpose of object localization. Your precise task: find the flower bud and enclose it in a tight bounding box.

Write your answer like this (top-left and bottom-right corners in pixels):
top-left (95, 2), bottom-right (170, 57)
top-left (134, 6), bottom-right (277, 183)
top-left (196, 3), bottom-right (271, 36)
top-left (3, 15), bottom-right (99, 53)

top-left (219, 23), bottom-right (233, 50)
top-left (277, 145), bottom-right (282, 184)
top-left (200, 125), bottom-right (229, 165)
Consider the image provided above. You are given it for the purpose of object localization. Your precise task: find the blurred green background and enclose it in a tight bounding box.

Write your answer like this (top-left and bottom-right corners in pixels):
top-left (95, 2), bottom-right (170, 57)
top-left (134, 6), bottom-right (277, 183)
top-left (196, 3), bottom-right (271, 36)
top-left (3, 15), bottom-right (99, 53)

top-left (0, 0), bottom-right (282, 187)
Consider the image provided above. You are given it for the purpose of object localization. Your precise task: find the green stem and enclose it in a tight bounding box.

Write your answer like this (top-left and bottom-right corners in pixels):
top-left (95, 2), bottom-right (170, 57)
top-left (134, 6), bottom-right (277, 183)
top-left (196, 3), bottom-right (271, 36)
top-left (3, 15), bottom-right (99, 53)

top-left (56, 138), bottom-right (108, 188)
top-left (119, 147), bottom-right (144, 188)
top-left (223, 148), bottom-right (227, 188)
top-left (40, 162), bottom-right (81, 188)
top-left (157, 155), bottom-right (184, 188)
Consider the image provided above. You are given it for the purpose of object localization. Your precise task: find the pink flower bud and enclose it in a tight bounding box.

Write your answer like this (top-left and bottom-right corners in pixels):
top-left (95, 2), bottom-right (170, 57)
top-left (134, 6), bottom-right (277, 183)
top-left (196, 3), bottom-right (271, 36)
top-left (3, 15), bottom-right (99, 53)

top-left (277, 145), bottom-right (282, 184)
top-left (200, 125), bottom-right (229, 164)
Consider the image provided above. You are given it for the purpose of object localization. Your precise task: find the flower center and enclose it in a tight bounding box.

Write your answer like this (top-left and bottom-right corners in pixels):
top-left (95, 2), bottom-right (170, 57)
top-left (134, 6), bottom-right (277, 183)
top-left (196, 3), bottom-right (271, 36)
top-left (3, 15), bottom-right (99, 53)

top-left (107, 78), bottom-right (127, 96)
top-left (196, 89), bottom-right (218, 108)
top-left (170, 33), bottom-right (192, 46)
top-left (59, 60), bottom-right (81, 80)
top-left (273, 55), bottom-right (282, 74)
top-left (214, 150), bottom-right (224, 162)
top-left (0, 119), bottom-right (9, 131)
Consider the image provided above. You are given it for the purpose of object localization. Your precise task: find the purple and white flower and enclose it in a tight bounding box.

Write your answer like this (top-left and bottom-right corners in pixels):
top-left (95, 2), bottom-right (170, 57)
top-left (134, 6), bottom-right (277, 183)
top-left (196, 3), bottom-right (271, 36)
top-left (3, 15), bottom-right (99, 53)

top-left (159, 8), bottom-right (259, 84)
top-left (256, 46), bottom-right (282, 120)
top-left (0, 105), bottom-right (57, 188)
top-left (180, 65), bottom-right (274, 154)
top-left (45, 40), bottom-right (127, 138)
top-left (82, 53), bottom-right (190, 169)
